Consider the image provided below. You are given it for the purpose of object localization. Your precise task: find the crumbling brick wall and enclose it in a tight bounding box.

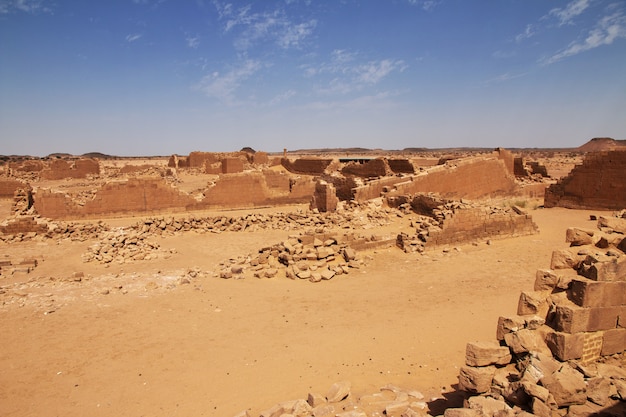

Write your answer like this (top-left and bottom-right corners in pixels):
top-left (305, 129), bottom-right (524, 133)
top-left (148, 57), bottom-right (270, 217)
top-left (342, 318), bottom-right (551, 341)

top-left (221, 157), bottom-right (244, 174)
top-left (0, 216), bottom-right (48, 235)
top-left (387, 159), bottom-right (414, 174)
top-left (41, 158), bottom-right (100, 180)
top-left (545, 150), bottom-right (626, 210)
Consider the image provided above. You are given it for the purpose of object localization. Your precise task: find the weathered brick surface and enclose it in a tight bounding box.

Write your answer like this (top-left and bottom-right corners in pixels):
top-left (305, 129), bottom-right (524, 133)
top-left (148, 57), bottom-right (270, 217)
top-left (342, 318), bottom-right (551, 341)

top-left (0, 179), bottom-right (25, 198)
top-left (545, 150), bottom-right (626, 209)
top-left (569, 279), bottom-right (626, 308)
top-left (221, 157), bottom-right (244, 174)
top-left (341, 158), bottom-right (389, 178)
top-left (281, 158), bottom-right (332, 175)
top-left (601, 328), bottom-right (626, 356)
top-left (41, 158), bottom-right (100, 180)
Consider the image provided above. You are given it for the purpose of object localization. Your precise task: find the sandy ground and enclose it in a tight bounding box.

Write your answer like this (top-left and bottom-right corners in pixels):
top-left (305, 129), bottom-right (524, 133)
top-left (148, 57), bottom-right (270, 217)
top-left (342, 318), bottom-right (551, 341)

top-left (0, 205), bottom-right (608, 417)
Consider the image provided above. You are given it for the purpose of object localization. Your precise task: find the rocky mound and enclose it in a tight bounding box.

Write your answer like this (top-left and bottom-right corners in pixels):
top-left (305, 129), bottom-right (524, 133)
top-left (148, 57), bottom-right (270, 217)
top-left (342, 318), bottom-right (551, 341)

top-left (577, 138), bottom-right (626, 153)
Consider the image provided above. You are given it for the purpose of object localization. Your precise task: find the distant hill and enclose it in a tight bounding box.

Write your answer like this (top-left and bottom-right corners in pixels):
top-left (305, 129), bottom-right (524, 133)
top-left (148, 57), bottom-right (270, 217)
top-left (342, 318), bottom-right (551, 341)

top-left (577, 137), bottom-right (626, 152)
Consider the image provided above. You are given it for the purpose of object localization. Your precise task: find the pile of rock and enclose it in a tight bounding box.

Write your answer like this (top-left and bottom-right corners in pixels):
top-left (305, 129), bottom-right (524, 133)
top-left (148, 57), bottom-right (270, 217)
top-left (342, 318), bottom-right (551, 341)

top-left (449, 219), bottom-right (626, 417)
top-left (218, 232), bottom-right (364, 283)
top-left (132, 203), bottom-right (392, 237)
top-left (235, 381), bottom-right (427, 417)
top-left (82, 229), bottom-right (168, 264)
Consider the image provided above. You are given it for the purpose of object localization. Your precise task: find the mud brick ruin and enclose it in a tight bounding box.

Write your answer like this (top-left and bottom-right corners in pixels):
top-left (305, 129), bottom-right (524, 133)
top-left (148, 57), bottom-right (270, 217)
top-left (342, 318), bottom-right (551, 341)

top-left (545, 150), bottom-right (626, 210)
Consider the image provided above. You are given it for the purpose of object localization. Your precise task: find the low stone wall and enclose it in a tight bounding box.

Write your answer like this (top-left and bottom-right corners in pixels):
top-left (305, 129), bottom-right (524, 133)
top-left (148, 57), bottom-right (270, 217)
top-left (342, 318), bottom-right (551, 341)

top-left (341, 158), bottom-right (389, 178)
top-left (281, 158), bottom-right (333, 175)
top-left (0, 179), bottom-right (25, 198)
top-left (545, 150), bottom-right (626, 210)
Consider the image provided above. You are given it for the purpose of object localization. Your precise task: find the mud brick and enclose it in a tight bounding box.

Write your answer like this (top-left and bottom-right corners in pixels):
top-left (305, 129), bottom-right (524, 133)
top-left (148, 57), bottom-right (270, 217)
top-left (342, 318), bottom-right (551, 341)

top-left (601, 328), bottom-right (626, 356)
top-left (545, 331), bottom-right (584, 361)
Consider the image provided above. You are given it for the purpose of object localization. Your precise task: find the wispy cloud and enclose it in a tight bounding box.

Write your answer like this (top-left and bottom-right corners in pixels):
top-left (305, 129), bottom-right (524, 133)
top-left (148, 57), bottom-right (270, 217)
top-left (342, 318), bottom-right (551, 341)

top-left (484, 71), bottom-right (529, 86)
top-left (406, 0), bottom-right (441, 11)
top-left (194, 59), bottom-right (263, 105)
top-left (515, 23), bottom-right (536, 43)
top-left (213, 1), bottom-right (316, 51)
top-left (0, 0), bottom-right (52, 14)
top-left (125, 33), bottom-right (143, 43)
top-left (542, 10), bottom-right (626, 65)
top-left (267, 89), bottom-right (297, 106)
top-left (304, 49), bottom-right (406, 95)
top-left (548, 0), bottom-right (591, 26)
top-left (185, 35), bottom-right (200, 49)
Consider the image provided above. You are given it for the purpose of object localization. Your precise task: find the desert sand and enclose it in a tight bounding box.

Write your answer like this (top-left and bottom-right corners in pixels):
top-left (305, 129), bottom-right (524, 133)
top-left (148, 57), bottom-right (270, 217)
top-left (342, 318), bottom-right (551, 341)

top-left (0, 201), bottom-right (608, 417)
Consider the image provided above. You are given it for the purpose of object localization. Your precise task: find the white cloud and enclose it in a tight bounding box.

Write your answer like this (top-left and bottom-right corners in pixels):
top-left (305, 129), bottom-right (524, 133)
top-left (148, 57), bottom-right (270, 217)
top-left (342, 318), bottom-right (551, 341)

top-left (195, 60), bottom-right (263, 105)
top-left (515, 24), bottom-right (536, 43)
top-left (213, 1), bottom-right (316, 50)
top-left (186, 35), bottom-right (200, 49)
top-left (406, 0), bottom-right (441, 12)
top-left (542, 11), bottom-right (626, 64)
top-left (549, 0), bottom-right (591, 26)
top-left (267, 89), bottom-right (297, 106)
top-left (125, 33), bottom-right (143, 43)
top-left (0, 0), bottom-right (52, 14)
top-left (305, 50), bottom-right (406, 95)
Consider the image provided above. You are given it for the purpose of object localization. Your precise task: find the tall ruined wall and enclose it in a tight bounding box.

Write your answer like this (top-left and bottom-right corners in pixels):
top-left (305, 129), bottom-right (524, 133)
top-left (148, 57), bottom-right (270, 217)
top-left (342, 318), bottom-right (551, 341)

top-left (354, 156), bottom-right (517, 202)
top-left (41, 158), bottom-right (100, 180)
top-left (545, 150), bottom-right (626, 210)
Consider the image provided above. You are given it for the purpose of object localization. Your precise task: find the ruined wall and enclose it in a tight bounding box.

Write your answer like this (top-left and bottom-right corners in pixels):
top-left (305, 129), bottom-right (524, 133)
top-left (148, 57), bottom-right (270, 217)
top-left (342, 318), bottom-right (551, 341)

top-left (494, 148), bottom-right (515, 176)
top-left (34, 178), bottom-right (198, 219)
top-left (203, 171), bottom-right (314, 207)
top-left (221, 157), bottom-right (244, 174)
top-left (0, 179), bottom-right (25, 198)
top-left (545, 150), bottom-right (626, 210)
top-left (41, 158), bottom-right (100, 180)
top-left (310, 181), bottom-right (339, 212)
top-left (281, 158), bottom-right (333, 175)
top-left (188, 151), bottom-right (218, 168)
top-left (355, 156), bottom-right (517, 202)
top-left (387, 159), bottom-right (414, 174)
top-left (0, 216), bottom-right (48, 235)
top-left (425, 207), bottom-right (538, 247)
top-left (341, 158), bottom-right (389, 178)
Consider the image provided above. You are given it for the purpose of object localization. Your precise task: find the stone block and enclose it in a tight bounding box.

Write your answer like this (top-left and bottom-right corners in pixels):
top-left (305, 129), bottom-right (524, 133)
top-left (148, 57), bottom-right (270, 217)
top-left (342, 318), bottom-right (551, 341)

top-left (458, 365), bottom-right (495, 393)
top-left (465, 341), bottom-right (512, 367)
top-left (566, 227), bottom-right (594, 246)
top-left (443, 408), bottom-right (479, 417)
top-left (503, 328), bottom-right (550, 355)
top-left (326, 381), bottom-right (351, 402)
top-left (539, 364), bottom-right (587, 407)
top-left (533, 269), bottom-right (558, 291)
top-left (550, 249), bottom-right (581, 269)
top-left (517, 290), bottom-right (549, 317)
top-left (496, 316), bottom-right (526, 341)
top-left (545, 331), bottom-right (584, 361)
top-left (601, 328), bottom-right (626, 356)
top-left (553, 304), bottom-right (590, 333)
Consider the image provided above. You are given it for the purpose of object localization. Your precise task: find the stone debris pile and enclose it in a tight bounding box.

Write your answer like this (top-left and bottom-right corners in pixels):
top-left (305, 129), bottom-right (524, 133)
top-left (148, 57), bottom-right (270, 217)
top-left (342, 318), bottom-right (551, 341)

top-left (449, 217), bottom-right (626, 417)
top-left (235, 381), bottom-right (428, 417)
top-left (82, 229), bottom-right (169, 264)
top-left (218, 232), bottom-right (364, 282)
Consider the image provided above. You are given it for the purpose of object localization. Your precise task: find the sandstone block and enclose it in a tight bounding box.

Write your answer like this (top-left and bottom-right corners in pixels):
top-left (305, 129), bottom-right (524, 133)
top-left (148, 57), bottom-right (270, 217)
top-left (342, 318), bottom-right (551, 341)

top-left (307, 392), bottom-right (326, 408)
top-left (545, 331), bottom-right (584, 361)
top-left (566, 227), bottom-right (594, 246)
top-left (311, 404), bottom-right (335, 417)
top-left (326, 381), bottom-right (351, 402)
top-left (587, 376), bottom-right (612, 406)
top-left (259, 403), bottom-right (285, 417)
top-left (343, 248), bottom-right (356, 262)
top-left (496, 316), bottom-right (526, 341)
top-left (465, 396), bottom-right (510, 416)
top-left (465, 341), bottom-right (512, 367)
top-left (517, 290), bottom-right (549, 318)
top-left (533, 269), bottom-right (558, 291)
top-left (550, 249), bottom-right (581, 269)
top-left (601, 328), bottom-right (626, 356)
top-left (539, 364), bottom-right (587, 407)
top-left (443, 408), bottom-right (479, 417)
top-left (384, 401), bottom-right (409, 417)
top-left (504, 328), bottom-right (549, 355)
top-left (530, 397), bottom-right (551, 417)
top-left (570, 279), bottom-right (626, 308)
top-left (520, 352), bottom-right (561, 382)
top-left (458, 365), bottom-right (495, 394)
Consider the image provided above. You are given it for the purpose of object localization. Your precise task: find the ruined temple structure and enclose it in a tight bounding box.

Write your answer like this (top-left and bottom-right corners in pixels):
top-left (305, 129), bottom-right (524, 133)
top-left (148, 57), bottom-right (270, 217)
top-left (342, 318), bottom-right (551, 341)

top-left (545, 150), bottom-right (626, 210)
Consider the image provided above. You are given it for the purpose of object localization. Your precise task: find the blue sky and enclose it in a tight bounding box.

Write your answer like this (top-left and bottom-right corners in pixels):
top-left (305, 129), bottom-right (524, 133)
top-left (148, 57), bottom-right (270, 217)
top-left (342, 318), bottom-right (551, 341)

top-left (1, 0), bottom-right (625, 156)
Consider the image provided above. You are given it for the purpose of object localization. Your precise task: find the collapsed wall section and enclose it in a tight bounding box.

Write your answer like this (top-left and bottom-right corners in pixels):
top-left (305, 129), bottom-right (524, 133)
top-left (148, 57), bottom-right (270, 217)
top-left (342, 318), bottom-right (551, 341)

top-left (281, 158), bottom-right (333, 175)
top-left (545, 150), bottom-right (626, 210)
